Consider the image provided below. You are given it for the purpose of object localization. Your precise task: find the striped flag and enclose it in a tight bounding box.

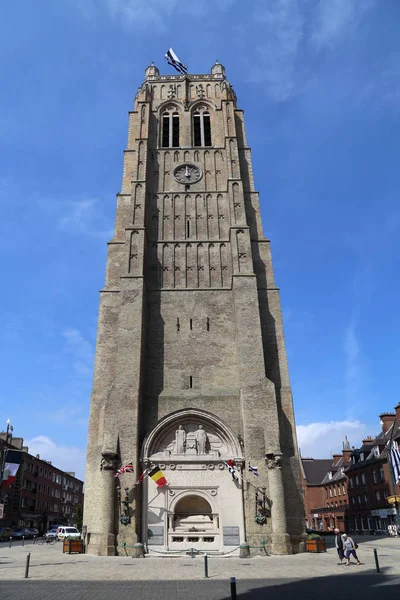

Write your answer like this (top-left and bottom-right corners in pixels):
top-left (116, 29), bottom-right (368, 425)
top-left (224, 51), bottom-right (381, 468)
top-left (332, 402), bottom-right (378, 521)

top-left (390, 442), bottom-right (400, 484)
top-left (2, 450), bottom-right (22, 485)
top-left (114, 463), bottom-right (134, 478)
top-left (225, 460), bottom-right (238, 481)
top-left (248, 462), bottom-right (259, 477)
top-left (165, 48), bottom-right (187, 74)
top-left (149, 465), bottom-right (167, 487)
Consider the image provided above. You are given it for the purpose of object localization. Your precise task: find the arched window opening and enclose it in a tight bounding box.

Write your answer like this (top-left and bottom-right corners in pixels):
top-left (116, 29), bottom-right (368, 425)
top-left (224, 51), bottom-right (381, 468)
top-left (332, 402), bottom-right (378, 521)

top-left (193, 109), bottom-right (212, 147)
top-left (161, 110), bottom-right (180, 148)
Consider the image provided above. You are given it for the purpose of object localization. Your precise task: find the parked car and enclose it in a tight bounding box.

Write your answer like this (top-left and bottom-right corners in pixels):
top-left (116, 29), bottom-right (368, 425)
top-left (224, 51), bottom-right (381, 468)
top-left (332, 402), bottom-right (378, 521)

top-left (44, 528), bottom-right (59, 540)
top-left (11, 528), bottom-right (37, 539)
top-left (56, 526), bottom-right (80, 540)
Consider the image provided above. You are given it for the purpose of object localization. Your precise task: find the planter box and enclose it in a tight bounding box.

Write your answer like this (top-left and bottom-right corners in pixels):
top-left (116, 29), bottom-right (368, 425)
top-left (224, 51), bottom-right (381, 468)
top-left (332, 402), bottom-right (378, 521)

top-left (305, 538), bottom-right (326, 553)
top-left (63, 539), bottom-right (84, 554)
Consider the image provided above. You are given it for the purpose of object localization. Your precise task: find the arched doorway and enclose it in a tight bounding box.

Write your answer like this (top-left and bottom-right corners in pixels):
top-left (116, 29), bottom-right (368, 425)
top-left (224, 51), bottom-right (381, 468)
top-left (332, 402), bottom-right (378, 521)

top-left (168, 494), bottom-right (219, 550)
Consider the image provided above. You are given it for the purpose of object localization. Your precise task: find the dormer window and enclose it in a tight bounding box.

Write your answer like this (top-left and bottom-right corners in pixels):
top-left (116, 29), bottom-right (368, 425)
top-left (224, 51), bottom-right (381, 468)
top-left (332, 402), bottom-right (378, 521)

top-left (360, 453), bottom-right (364, 461)
top-left (193, 108), bottom-right (211, 147)
top-left (161, 109), bottom-right (179, 148)
top-left (328, 471), bottom-right (332, 480)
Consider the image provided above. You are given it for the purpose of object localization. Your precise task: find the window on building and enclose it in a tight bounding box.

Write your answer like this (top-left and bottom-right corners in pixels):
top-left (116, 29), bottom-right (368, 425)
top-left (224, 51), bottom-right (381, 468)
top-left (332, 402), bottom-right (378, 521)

top-left (56, 475), bottom-right (61, 484)
top-left (352, 497), bottom-right (356, 506)
top-left (361, 473), bottom-right (366, 485)
top-left (363, 493), bottom-right (368, 506)
top-left (349, 478), bottom-right (354, 488)
top-left (338, 485), bottom-right (341, 495)
top-left (360, 453), bottom-right (364, 461)
top-left (44, 470), bottom-right (47, 478)
top-left (379, 467), bottom-right (384, 481)
top-left (357, 495), bottom-right (362, 506)
top-left (325, 488), bottom-right (328, 498)
top-left (55, 489), bottom-right (60, 498)
top-left (342, 484), bottom-right (346, 495)
top-left (372, 470), bottom-right (377, 483)
top-left (355, 475), bottom-right (360, 486)
top-left (39, 467), bottom-right (43, 475)
top-left (38, 484), bottom-right (41, 492)
top-left (161, 110), bottom-right (180, 148)
top-left (52, 473), bottom-right (56, 482)
top-left (193, 109), bottom-right (212, 147)
top-left (329, 488), bottom-right (332, 497)
top-left (375, 490), bottom-right (381, 503)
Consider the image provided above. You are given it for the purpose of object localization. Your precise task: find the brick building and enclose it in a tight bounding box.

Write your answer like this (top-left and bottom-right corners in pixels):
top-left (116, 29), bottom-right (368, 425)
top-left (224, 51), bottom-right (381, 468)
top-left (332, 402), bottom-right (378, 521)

top-left (301, 403), bottom-right (400, 534)
top-left (346, 406), bottom-right (400, 533)
top-left (300, 457), bottom-right (332, 530)
top-left (301, 438), bottom-right (352, 532)
top-left (0, 434), bottom-right (84, 531)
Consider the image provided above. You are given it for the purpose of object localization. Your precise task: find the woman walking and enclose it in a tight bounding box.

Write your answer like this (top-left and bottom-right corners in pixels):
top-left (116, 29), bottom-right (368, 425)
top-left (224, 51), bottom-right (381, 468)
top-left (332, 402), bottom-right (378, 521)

top-left (342, 533), bottom-right (361, 565)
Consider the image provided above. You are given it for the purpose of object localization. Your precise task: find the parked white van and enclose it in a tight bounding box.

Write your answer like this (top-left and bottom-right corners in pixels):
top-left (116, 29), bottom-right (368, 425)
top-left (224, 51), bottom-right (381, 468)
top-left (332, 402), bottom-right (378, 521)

top-left (56, 527), bottom-right (80, 540)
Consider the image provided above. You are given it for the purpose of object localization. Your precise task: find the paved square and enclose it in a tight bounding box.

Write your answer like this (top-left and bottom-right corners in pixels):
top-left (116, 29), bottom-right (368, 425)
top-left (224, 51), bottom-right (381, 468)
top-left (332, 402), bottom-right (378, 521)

top-left (0, 536), bottom-right (399, 599)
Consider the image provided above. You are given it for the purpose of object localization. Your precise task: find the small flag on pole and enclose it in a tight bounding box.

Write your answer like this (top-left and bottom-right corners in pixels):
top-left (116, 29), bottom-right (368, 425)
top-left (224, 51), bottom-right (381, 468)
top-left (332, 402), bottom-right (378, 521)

top-left (114, 463), bottom-right (134, 478)
top-left (225, 459), bottom-right (238, 481)
top-left (136, 469), bottom-right (148, 485)
top-left (165, 48), bottom-right (187, 74)
top-left (149, 465), bottom-right (167, 487)
top-left (390, 442), bottom-right (400, 484)
top-left (248, 462), bottom-right (259, 477)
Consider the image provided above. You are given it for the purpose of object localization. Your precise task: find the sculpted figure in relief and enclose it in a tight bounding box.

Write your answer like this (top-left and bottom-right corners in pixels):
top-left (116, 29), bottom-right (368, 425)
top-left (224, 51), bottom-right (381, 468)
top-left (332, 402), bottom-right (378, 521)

top-left (195, 425), bottom-right (208, 454)
top-left (175, 425), bottom-right (186, 454)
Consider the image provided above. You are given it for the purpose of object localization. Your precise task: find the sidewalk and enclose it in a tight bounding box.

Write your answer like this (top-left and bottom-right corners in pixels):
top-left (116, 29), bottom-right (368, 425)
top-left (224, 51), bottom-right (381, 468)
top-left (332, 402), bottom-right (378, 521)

top-left (0, 536), bottom-right (398, 581)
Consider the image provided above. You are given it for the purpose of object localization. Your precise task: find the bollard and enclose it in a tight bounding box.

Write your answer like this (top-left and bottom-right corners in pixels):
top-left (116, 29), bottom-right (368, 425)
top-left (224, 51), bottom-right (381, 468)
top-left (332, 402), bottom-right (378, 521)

top-left (204, 553), bottom-right (209, 578)
top-left (373, 548), bottom-right (380, 573)
top-left (230, 576), bottom-right (237, 600)
top-left (9, 537), bottom-right (12, 548)
top-left (24, 552), bottom-right (31, 578)
top-left (22, 536), bottom-right (25, 547)
top-left (33, 535), bottom-right (36, 545)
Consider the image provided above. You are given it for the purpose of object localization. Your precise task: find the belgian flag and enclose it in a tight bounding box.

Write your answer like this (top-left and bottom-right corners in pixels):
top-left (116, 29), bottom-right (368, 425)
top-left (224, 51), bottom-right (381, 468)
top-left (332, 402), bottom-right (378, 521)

top-left (149, 465), bottom-right (167, 487)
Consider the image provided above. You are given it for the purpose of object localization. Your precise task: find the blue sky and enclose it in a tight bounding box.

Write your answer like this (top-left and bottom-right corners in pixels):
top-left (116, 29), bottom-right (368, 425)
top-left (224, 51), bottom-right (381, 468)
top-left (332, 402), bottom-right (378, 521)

top-left (1, 0), bottom-right (400, 479)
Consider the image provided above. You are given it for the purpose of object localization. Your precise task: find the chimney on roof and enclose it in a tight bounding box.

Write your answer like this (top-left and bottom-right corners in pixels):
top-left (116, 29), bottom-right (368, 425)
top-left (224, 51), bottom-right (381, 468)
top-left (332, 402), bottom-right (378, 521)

top-left (342, 436), bottom-right (352, 464)
top-left (379, 412), bottom-right (396, 434)
top-left (394, 402), bottom-right (400, 423)
top-left (362, 436), bottom-right (374, 445)
top-left (332, 454), bottom-right (342, 465)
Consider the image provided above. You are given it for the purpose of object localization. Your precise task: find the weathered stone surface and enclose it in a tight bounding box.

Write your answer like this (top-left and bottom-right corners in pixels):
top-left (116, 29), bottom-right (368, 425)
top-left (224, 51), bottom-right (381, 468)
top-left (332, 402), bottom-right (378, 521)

top-left (84, 61), bottom-right (305, 557)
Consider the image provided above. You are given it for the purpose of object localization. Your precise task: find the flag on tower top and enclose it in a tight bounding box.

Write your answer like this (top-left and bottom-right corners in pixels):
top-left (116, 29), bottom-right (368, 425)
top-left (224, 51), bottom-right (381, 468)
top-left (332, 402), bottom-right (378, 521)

top-left (165, 48), bottom-right (187, 74)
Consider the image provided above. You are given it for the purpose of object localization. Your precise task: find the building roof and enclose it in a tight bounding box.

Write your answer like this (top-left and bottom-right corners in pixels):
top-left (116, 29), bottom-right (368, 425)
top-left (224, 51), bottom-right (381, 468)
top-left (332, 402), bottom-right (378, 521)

top-left (301, 458), bottom-right (333, 485)
top-left (345, 421), bottom-right (400, 473)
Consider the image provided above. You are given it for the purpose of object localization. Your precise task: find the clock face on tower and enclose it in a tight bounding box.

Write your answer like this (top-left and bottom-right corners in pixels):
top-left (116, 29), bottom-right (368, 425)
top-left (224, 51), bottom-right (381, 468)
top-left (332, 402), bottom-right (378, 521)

top-left (173, 164), bottom-right (203, 184)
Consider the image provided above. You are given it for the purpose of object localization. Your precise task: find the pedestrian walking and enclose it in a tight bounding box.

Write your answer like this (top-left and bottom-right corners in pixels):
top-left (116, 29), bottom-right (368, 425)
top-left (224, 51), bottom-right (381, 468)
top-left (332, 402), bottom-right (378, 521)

top-left (342, 533), bottom-right (361, 566)
top-left (334, 528), bottom-right (345, 565)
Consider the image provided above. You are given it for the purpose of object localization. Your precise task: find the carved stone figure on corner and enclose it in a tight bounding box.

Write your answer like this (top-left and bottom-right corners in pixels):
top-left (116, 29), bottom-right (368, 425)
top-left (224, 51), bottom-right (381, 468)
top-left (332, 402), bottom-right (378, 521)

top-left (100, 452), bottom-right (119, 471)
top-left (265, 452), bottom-right (283, 470)
top-left (195, 425), bottom-right (208, 454)
top-left (175, 425), bottom-right (186, 454)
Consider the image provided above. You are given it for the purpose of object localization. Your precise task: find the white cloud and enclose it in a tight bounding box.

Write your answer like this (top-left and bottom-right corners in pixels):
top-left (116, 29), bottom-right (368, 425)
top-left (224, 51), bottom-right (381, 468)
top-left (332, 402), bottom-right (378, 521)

top-left (311, 0), bottom-right (375, 50)
top-left (297, 420), bottom-right (369, 458)
top-left (63, 328), bottom-right (94, 378)
top-left (59, 198), bottom-right (112, 238)
top-left (79, 0), bottom-right (234, 29)
top-left (245, 0), bottom-right (376, 102)
top-left (25, 436), bottom-right (86, 482)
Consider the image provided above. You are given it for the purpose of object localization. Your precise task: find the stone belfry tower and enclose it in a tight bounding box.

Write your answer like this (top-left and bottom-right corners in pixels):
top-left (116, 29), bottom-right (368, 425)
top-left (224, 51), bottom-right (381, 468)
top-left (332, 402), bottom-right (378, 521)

top-left (84, 61), bottom-right (305, 556)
